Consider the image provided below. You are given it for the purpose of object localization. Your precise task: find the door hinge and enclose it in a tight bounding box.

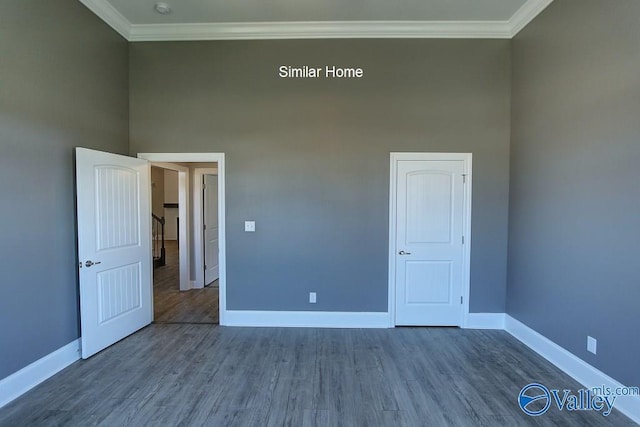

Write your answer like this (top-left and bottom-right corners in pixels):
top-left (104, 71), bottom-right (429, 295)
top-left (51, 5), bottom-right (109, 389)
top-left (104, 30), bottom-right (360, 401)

top-left (460, 296), bottom-right (463, 304)
top-left (204, 264), bottom-right (207, 270)
top-left (203, 224), bottom-right (207, 230)
top-left (462, 235), bottom-right (465, 244)
top-left (462, 174), bottom-right (467, 183)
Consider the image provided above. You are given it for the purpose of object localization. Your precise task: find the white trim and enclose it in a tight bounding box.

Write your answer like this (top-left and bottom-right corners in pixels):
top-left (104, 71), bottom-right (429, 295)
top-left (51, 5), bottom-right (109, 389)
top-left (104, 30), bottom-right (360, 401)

top-left (387, 155), bottom-right (398, 328)
top-left (0, 339), bottom-right (81, 409)
top-left (193, 167), bottom-right (218, 289)
top-left (388, 152), bottom-right (472, 327)
top-left (149, 162), bottom-right (191, 291)
top-left (138, 153), bottom-right (227, 325)
top-left (79, 0), bottom-right (551, 41)
top-left (460, 157), bottom-right (473, 327)
top-left (505, 315), bottom-right (640, 424)
top-left (225, 311), bottom-right (391, 328)
top-left (217, 157), bottom-right (227, 325)
top-left (140, 153), bottom-right (220, 163)
top-left (128, 20), bottom-right (512, 41)
top-left (509, 0), bottom-right (554, 36)
top-left (464, 313), bottom-right (506, 330)
top-left (78, 0), bottom-right (130, 40)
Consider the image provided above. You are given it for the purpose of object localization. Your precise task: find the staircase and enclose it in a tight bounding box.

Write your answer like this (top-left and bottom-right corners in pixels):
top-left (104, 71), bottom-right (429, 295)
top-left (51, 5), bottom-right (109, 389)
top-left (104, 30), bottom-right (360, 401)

top-left (152, 213), bottom-right (166, 268)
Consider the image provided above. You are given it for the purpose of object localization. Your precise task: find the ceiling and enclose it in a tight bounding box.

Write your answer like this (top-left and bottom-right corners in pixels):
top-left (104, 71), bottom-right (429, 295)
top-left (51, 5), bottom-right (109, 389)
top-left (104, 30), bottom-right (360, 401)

top-left (79, 0), bottom-right (553, 41)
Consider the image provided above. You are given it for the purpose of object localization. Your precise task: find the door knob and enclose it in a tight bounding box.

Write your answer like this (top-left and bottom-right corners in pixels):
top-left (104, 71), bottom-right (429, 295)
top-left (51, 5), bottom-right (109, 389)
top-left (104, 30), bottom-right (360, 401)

top-left (85, 260), bottom-right (102, 267)
top-left (398, 251), bottom-right (411, 255)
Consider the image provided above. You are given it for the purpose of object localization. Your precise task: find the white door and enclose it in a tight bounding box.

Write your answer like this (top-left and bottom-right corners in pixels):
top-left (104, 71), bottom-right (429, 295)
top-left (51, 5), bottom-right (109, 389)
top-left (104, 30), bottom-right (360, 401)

top-left (203, 174), bottom-right (219, 285)
top-left (76, 147), bottom-right (152, 358)
top-left (394, 157), bottom-right (468, 326)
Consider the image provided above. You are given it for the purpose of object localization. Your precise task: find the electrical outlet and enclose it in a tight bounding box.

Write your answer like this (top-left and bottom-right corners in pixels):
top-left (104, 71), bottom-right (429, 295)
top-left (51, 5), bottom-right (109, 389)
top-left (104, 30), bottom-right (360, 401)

top-left (309, 292), bottom-right (317, 304)
top-left (244, 221), bottom-right (255, 232)
top-left (587, 336), bottom-right (597, 354)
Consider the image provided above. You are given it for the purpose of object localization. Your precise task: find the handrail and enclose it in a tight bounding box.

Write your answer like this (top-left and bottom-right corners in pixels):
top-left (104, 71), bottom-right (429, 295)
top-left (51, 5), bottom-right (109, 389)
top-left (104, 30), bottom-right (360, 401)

top-left (152, 213), bottom-right (165, 225)
top-left (152, 214), bottom-right (166, 267)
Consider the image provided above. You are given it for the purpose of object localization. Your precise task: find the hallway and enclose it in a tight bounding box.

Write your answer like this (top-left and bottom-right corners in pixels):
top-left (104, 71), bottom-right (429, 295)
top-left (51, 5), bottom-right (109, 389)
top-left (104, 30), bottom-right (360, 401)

top-left (153, 240), bottom-right (218, 324)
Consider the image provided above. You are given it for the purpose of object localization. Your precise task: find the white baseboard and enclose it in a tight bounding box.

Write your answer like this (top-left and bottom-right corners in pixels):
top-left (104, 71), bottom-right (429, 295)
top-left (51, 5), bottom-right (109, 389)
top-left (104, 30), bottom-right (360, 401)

top-left (505, 315), bottom-right (640, 424)
top-left (224, 310), bottom-right (392, 328)
top-left (464, 313), bottom-right (506, 329)
top-left (0, 339), bottom-right (81, 409)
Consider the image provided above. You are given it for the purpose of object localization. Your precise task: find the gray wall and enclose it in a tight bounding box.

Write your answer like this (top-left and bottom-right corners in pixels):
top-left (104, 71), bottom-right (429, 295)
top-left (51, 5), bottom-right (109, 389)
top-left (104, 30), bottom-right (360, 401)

top-left (163, 169), bottom-right (179, 240)
top-left (508, 0), bottom-right (640, 387)
top-left (0, 1), bottom-right (129, 379)
top-left (130, 39), bottom-right (511, 313)
top-left (151, 166), bottom-right (165, 217)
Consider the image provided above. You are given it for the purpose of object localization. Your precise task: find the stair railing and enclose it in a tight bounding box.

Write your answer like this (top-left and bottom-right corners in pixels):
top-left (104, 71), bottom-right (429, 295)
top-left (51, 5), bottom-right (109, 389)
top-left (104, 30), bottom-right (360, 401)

top-left (152, 213), bottom-right (166, 267)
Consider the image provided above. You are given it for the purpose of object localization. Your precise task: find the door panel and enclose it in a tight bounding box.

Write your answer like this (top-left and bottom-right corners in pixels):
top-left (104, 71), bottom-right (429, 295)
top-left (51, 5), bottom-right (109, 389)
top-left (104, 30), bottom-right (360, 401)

top-left (95, 166), bottom-right (140, 250)
top-left (76, 148), bottom-right (152, 359)
top-left (406, 172), bottom-right (453, 244)
top-left (97, 263), bottom-right (142, 324)
top-left (395, 159), bottom-right (465, 326)
top-left (405, 261), bottom-right (452, 304)
top-left (204, 174), bottom-right (219, 285)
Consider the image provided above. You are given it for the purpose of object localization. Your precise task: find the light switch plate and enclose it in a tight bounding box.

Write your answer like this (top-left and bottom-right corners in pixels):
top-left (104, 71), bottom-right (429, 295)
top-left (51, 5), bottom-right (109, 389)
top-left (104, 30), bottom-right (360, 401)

top-left (245, 221), bottom-right (256, 232)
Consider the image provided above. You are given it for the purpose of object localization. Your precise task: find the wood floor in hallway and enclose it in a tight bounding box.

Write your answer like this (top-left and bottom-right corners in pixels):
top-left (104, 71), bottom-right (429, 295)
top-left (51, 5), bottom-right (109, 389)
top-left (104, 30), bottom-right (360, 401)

top-left (153, 240), bottom-right (218, 324)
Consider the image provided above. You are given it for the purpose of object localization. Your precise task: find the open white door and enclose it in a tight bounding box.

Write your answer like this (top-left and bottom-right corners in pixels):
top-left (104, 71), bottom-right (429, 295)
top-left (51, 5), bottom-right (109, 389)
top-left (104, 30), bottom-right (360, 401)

top-left (76, 147), bottom-right (152, 359)
top-left (204, 174), bottom-right (219, 285)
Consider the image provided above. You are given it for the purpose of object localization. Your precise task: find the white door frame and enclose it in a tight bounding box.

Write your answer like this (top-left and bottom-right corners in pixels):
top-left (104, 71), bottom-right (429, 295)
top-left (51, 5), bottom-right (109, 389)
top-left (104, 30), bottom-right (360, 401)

top-left (193, 167), bottom-right (218, 289)
top-left (138, 153), bottom-right (227, 325)
top-left (388, 152), bottom-right (473, 328)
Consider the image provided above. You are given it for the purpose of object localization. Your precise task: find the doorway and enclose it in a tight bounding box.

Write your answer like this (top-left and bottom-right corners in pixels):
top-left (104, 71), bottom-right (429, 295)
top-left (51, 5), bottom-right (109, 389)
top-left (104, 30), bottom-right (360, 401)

top-left (149, 163), bottom-right (219, 323)
top-left (148, 162), bottom-right (190, 291)
top-left (139, 153), bottom-right (227, 325)
top-left (388, 152), bottom-right (472, 327)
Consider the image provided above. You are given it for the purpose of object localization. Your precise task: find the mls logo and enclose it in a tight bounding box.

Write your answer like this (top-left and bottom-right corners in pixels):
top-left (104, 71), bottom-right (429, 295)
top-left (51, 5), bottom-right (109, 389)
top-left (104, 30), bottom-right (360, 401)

top-left (518, 382), bottom-right (618, 417)
top-left (519, 383), bottom-right (552, 416)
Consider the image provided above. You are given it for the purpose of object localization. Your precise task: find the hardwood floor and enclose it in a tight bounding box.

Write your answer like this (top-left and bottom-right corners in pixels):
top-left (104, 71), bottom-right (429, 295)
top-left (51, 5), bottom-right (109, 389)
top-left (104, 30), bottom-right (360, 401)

top-left (153, 240), bottom-right (218, 324)
top-left (0, 326), bottom-right (635, 426)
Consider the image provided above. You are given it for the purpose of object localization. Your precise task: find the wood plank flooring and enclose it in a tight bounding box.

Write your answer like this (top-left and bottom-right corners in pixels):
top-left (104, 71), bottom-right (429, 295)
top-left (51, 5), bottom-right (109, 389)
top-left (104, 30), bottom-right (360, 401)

top-left (153, 240), bottom-right (218, 324)
top-left (0, 325), bottom-right (635, 426)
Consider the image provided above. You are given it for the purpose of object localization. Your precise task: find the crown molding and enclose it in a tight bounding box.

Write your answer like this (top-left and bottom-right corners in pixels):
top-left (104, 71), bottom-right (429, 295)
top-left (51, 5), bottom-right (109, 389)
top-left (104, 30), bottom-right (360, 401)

top-left (509, 0), bottom-right (554, 36)
top-left (78, 0), bottom-right (554, 41)
top-left (129, 21), bottom-right (512, 41)
top-left (79, 0), bottom-right (130, 39)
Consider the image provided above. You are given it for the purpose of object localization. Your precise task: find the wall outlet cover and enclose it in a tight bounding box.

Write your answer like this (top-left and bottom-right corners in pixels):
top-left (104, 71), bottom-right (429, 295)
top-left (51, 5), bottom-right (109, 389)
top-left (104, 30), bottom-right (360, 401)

top-left (587, 336), bottom-right (597, 354)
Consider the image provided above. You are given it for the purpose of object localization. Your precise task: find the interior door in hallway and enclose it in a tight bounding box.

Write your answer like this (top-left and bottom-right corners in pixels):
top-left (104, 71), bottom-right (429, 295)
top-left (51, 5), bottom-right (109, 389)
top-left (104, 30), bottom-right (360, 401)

top-left (76, 147), bottom-right (152, 358)
top-left (394, 156), bottom-right (468, 326)
top-left (204, 174), bottom-right (219, 285)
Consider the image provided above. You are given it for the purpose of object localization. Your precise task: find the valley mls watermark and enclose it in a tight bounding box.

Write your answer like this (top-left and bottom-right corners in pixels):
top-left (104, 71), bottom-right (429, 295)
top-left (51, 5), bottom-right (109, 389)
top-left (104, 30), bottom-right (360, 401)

top-left (518, 383), bottom-right (639, 417)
